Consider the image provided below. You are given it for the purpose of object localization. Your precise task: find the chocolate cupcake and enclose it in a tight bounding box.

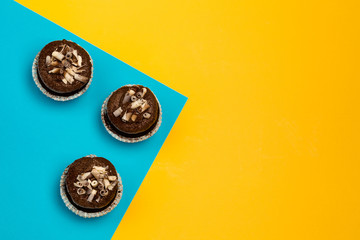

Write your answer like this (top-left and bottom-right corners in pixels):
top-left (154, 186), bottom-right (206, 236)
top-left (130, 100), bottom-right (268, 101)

top-left (102, 85), bottom-right (162, 142)
top-left (33, 40), bottom-right (93, 100)
top-left (63, 156), bottom-right (122, 215)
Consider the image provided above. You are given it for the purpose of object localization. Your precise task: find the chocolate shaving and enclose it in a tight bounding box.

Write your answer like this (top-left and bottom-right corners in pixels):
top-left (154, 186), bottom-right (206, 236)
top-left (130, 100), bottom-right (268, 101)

top-left (87, 189), bottom-right (97, 202)
top-left (46, 56), bottom-right (51, 66)
top-left (113, 107), bottom-right (123, 117)
top-left (108, 181), bottom-right (117, 191)
top-left (47, 44), bottom-right (89, 85)
top-left (108, 176), bottom-right (117, 181)
top-left (91, 180), bottom-right (98, 187)
top-left (98, 183), bottom-right (105, 190)
top-left (131, 95), bottom-right (137, 102)
top-left (140, 102), bottom-right (150, 113)
top-left (130, 99), bottom-right (145, 109)
top-left (77, 188), bottom-right (86, 195)
top-left (48, 68), bottom-right (61, 74)
top-left (104, 179), bottom-right (111, 190)
top-left (122, 90), bottom-right (136, 104)
top-left (52, 51), bottom-right (64, 61)
top-left (122, 111), bottom-right (132, 122)
top-left (65, 52), bottom-right (72, 59)
top-left (74, 182), bottom-right (83, 188)
top-left (74, 74), bottom-right (88, 83)
top-left (73, 165), bottom-right (118, 202)
top-left (64, 72), bottom-right (74, 84)
top-left (131, 114), bottom-right (137, 121)
top-left (81, 172), bottom-right (92, 180)
top-left (77, 55), bottom-right (82, 67)
top-left (100, 190), bottom-right (108, 196)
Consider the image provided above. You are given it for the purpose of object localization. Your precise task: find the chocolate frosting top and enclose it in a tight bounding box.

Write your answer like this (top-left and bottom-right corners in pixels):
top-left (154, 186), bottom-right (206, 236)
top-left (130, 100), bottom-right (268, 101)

top-left (106, 85), bottom-right (159, 135)
top-left (65, 157), bottom-right (118, 210)
top-left (38, 40), bottom-right (92, 95)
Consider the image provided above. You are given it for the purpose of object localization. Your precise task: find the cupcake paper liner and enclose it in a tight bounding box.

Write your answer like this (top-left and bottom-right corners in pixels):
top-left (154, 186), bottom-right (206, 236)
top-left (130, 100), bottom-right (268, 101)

top-left (60, 154), bottom-right (123, 218)
top-left (32, 42), bottom-right (94, 101)
top-left (101, 85), bottom-right (162, 143)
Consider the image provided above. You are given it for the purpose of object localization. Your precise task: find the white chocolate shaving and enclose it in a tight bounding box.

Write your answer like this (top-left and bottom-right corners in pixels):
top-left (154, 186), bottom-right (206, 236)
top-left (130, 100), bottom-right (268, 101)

top-left (129, 89), bottom-right (136, 96)
top-left (87, 189), bottom-right (97, 202)
top-left (93, 166), bottom-right (107, 172)
top-left (74, 182), bottom-right (83, 188)
top-left (122, 90), bottom-right (135, 103)
top-left (51, 61), bottom-right (59, 66)
top-left (81, 172), bottom-right (92, 180)
top-left (142, 87), bottom-right (147, 97)
top-left (65, 52), bottom-right (72, 59)
top-left (59, 44), bottom-right (66, 53)
top-left (100, 190), bottom-right (109, 196)
top-left (98, 179), bottom-right (104, 185)
top-left (131, 114), bottom-right (137, 121)
top-left (108, 176), bottom-right (117, 181)
top-left (61, 78), bottom-right (67, 84)
top-left (108, 181), bottom-right (117, 191)
top-left (62, 59), bottom-right (71, 68)
top-left (104, 179), bottom-right (111, 190)
top-left (48, 68), bottom-right (61, 74)
top-left (66, 67), bottom-right (76, 76)
top-left (122, 111), bottom-right (132, 122)
top-left (86, 188), bottom-right (93, 195)
top-left (98, 183), bottom-right (105, 190)
top-left (77, 55), bottom-right (82, 67)
top-left (52, 51), bottom-right (64, 61)
top-left (113, 107), bottom-right (123, 117)
top-left (64, 72), bottom-right (74, 84)
top-left (131, 99), bottom-right (145, 109)
top-left (96, 196), bottom-right (101, 203)
top-left (91, 180), bottom-right (98, 187)
top-left (81, 180), bottom-right (90, 188)
top-left (77, 188), bottom-right (86, 195)
top-left (87, 179), bottom-right (93, 190)
top-left (143, 113), bottom-right (151, 119)
top-left (131, 95), bottom-right (137, 102)
top-left (64, 45), bottom-right (70, 53)
top-left (91, 169), bottom-right (101, 181)
top-left (74, 68), bottom-right (85, 73)
top-left (136, 92), bottom-right (142, 98)
top-left (74, 74), bottom-right (88, 83)
top-left (140, 101), bottom-right (150, 113)
top-left (46, 56), bottom-right (51, 66)
top-left (122, 94), bottom-right (131, 103)
top-left (136, 88), bottom-right (147, 98)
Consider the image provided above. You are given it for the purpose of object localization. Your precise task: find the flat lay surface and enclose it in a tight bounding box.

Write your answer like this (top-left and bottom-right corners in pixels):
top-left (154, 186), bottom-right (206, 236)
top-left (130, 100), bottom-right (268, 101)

top-left (3, 0), bottom-right (360, 239)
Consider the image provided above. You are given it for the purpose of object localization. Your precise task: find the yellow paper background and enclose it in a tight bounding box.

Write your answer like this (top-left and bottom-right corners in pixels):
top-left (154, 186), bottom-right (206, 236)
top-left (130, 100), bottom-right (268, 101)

top-left (16, 0), bottom-right (360, 239)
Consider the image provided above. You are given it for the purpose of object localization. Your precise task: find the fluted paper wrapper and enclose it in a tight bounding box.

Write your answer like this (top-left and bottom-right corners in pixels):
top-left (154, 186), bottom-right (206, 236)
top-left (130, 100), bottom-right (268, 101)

top-left (101, 85), bottom-right (162, 143)
top-left (32, 41), bottom-right (94, 101)
top-left (60, 154), bottom-right (123, 218)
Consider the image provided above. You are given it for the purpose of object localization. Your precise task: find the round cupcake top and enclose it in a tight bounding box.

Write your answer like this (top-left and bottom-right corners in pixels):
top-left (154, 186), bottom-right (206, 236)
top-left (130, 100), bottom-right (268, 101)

top-left (38, 40), bottom-right (92, 95)
top-left (65, 157), bottom-right (119, 211)
top-left (106, 85), bottom-right (159, 136)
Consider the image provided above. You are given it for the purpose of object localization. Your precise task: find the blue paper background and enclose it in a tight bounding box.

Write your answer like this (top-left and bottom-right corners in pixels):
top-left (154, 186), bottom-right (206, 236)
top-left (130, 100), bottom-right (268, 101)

top-left (0, 1), bottom-right (187, 239)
